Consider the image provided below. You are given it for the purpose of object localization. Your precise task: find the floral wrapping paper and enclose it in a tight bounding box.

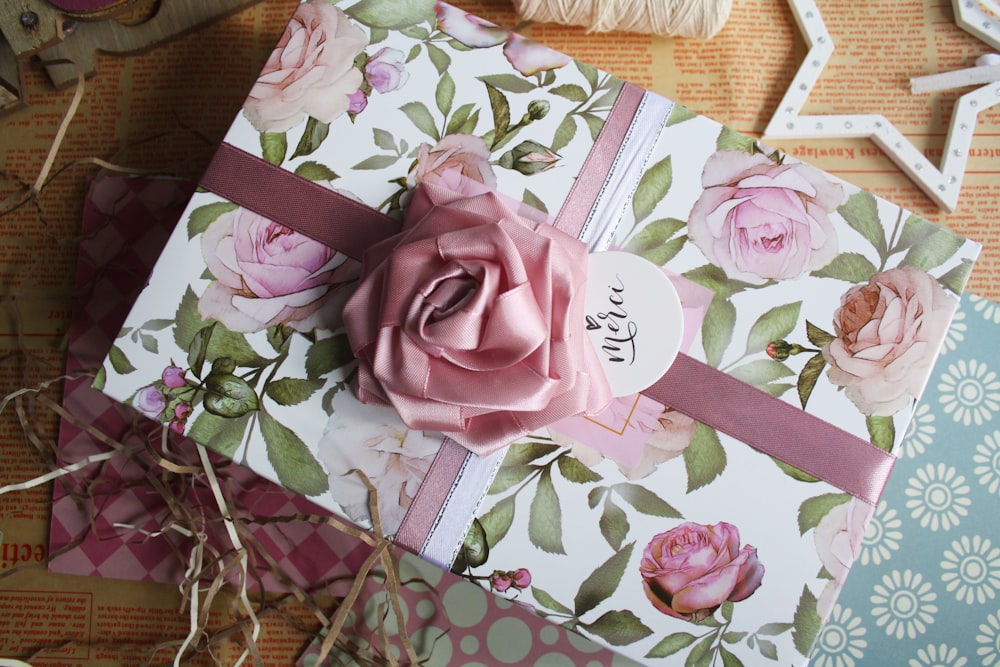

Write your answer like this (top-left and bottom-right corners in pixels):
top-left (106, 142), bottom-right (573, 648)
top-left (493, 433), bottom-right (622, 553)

top-left (97, 1), bottom-right (981, 665)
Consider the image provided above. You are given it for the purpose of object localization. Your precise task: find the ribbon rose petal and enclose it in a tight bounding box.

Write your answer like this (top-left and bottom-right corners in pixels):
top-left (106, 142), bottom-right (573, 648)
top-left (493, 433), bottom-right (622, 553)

top-left (343, 182), bottom-right (613, 456)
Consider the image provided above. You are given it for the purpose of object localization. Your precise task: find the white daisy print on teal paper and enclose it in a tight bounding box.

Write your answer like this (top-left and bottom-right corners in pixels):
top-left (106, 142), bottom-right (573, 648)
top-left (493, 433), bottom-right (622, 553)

top-left (977, 609), bottom-right (1000, 667)
top-left (938, 359), bottom-right (1000, 426)
top-left (904, 462), bottom-right (972, 531)
top-left (973, 430), bottom-right (1000, 496)
top-left (870, 569), bottom-right (938, 640)
top-left (941, 535), bottom-right (1000, 605)
top-left (907, 642), bottom-right (968, 667)
top-left (901, 402), bottom-right (936, 459)
top-left (860, 500), bottom-right (903, 566)
top-left (940, 308), bottom-right (966, 355)
top-left (811, 604), bottom-right (867, 667)
top-left (969, 293), bottom-right (1000, 325)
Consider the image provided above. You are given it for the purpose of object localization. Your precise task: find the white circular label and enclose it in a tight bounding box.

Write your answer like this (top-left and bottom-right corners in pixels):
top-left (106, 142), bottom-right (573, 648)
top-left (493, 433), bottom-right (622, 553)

top-left (584, 251), bottom-right (684, 397)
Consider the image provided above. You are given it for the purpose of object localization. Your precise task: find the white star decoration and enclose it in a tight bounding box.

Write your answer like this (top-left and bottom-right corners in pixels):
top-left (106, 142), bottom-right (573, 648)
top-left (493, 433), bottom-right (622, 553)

top-left (762, 0), bottom-right (1000, 211)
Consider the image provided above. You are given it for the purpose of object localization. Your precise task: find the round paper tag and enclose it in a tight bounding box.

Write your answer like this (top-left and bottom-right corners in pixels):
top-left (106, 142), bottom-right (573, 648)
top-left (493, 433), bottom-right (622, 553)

top-left (584, 251), bottom-right (684, 397)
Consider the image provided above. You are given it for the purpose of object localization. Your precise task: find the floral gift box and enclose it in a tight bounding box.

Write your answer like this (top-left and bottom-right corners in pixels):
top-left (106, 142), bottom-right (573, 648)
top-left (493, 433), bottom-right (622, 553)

top-left (98, 1), bottom-right (981, 664)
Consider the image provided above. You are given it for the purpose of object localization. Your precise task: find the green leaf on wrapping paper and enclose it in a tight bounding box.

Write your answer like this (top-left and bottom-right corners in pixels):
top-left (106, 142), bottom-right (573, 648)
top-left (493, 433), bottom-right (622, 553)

top-left (522, 189), bottom-right (548, 214)
top-left (757, 622), bottom-right (793, 636)
top-left (436, 71), bottom-right (455, 116)
top-left (551, 115), bottom-right (577, 153)
top-left (638, 235), bottom-right (687, 266)
top-left (573, 541), bottom-right (635, 617)
top-left (344, 0), bottom-right (435, 29)
top-left (729, 359), bottom-right (795, 387)
top-left (187, 323), bottom-right (214, 380)
top-left (581, 112), bottom-right (605, 141)
top-left (400, 101), bottom-right (439, 141)
top-left (478, 495), bottom-right (515, 547)
top-left (265, 325), bottom-right (292, 354)
top-left (542, 70), bottom-right (557, 87)
top-left (702, 296), bottom-right (736, 369)
top-left (406, 43), bottom-right (421, 64)
top-left (461, 518), bottom-right (490, 568)
top-left (503, 441), bottom-right (559, 466)
top-left (483, 82), bottom-right (510, 147)
top-left (372, 128), bottom-right (396, 152)
top-left (805, 320), bottom-right (835, 347)
top-left (721, 646), bottom-right (745, 667)
top-left (260, 132), bottom-right (287, 166)
top-left (866, 415), bottom-right (895, 452)
top-left (550, 83), bottom-right (589, 102)
top-left (810, 252), bottom-right (878, 283)
top-left (587, 485), bottom-right (607, 509)
top-left (686, 634), bottom-right (716, 667)
top-left (774, 458), bottom-right (820, 483)
top-left (684, 423), bottom-right (726, 492)
top-left (625, 218), bottom-right (687, 266)
top-left (265, 378), bottom-right (323, 406)
top-left (645, 632), bottom-right (697, 659)
top-left (756, 639), bottom-right (778, 661)
top-left (666, 104), bottom-right (697, 126)
top-left (305, 334), bottom-right (354, 380)
top-left (797, 353), bottom-right (826, 409)
top-left (294, 160), bottom-right (338, 181)
top-left (591, 87), bottom-right (620, 112)
top-left (838, 192), bottom-right (887, 258)
top-left (187, 411), bottom-right (251, 458)
top-left (352, 154), bottom-right (400, 170)
top-left (682, 263), bottom-right (756, 301)
top-left (939, 258), bottom-right (974, 295)
top-left (138, 332), bottom-right (158, 354)
top-left (399, 24), bottom-right (429, 40)
top-left (632, 154), bottom-right (672, 224)
top-left (478, 73), bottom-right (538, 94)
top-left (187, 202), bottom-right (238, 239)
top-left (259, 409), bottom-right (328, 496)
top-left (900, 226), bottom-right (966, 272)
top-left (895, 213), bottom-right (937, 250)
top-left (716, 126), bottom-right (755, 153)
top-left (369, 26), bottom-right (388, 44)
top-left (489, 463), bottom-right (536, 493)
top-left (108, 345), bottom-right (135, 374)
top-left (446, 103), bottom-right (479, 136)
top-left (532, 586), bottom-right (572, 615)
top-left (745, 302), bottom-right (802, 356)
top-left (797, 492), bottom-right (851, 535)
top-left (576, 59), bottom-right (599, 89)
top-left (291, 117), bottom-right (330, 159)
top-left (722, 601), bottom-right (735, 622)
top-left (599, 497), bottom-right (629, 550)
top-left (557, 454), bottom-right (603, 483)
top-left (759, 382), bottom-right (794, 397)
top-left (528, 468), bottom-right (564, 554)
top-left (174, 288), bottom-right (268, 368)
top-left (204, 373), bottom-right (259, 418)
top-left (141, 318), bottom-right (173, 331)
top-left (613, 483), bottom-right (682, 518)
top-left (723, 631), bottom-right (748, 644)
top-left (584, 609), bottom-right (653, 646)
top-left (792, 585), bottom-right (822, 656)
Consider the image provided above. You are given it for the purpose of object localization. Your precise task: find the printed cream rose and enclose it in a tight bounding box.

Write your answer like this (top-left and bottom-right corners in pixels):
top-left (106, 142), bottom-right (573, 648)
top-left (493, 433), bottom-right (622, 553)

top-left (814, 499), bottom-right (872, 618)
top-left (199, 206), bottom-right (358, 333)
top-left (406, 134), bottom-right (498, 193)
top-left (823, 267), bottom-right (955, 416)
top-left (342, 183), bottom-right (612, 455)
top-left (640, 522), bottom-right (765, 622)
top-left (242, 1), bottom-right (366, 133)
top-left (687, 151), bottom-right (843, 284)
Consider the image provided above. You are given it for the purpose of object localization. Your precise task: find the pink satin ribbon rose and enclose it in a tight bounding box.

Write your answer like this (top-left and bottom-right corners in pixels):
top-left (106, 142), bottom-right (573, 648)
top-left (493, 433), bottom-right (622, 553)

top-left (343, 183), bottom-right (612, 455)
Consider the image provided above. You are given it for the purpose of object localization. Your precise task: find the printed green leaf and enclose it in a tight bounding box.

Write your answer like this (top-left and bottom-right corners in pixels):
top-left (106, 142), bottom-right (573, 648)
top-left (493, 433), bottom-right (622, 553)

top-left (456, 518), bottom-right (489, 568)
top-left (528, 469), bottom-right (565, 554)
top-left (369, 26), bottom-right (388, 43)
top-left (797, 353), bottom-right (826, 409)
top-left (722, 600), bottom-right (734, 622)
top-left (489, 463), bottom-right (536, 493)
top-left (757, 639), bottom-right (778, 660)
top-left (895, 213), bottom-right (937, 251)
top-left (399, 24), bottom-right (429, 40)
top-left (352, 154), bottom-right (400, 170)
top-left (446, 103), bottom-right (478, 136)
top-left (639, 235), bottom-right (687, 266)
top-left (866, 415), bottom-right (895, 452)
top-left (294, 160), bottom-right (338, 181)
top-left (551, 115), bottom-right (577, 153)
top-left (774, 458), bottom-right (820, 483)
top-left (757, 622), bottom-right (793, 635)
top-left (722, 631), bottom-right (748, 644)
top-left (720, 646), bottom-right (746, 667)
top-left (576, 59), bottom-right (599, 89)
top-left (584, 609), bottom-right (653, 646)
top-left (702, 296), bottom-right (736, 369)
top-left (344, 0), bottom-right (434, 28)
top-left (436, 71), bottom-right (455, 116)
top-left (550, 83), bottom-right (589, 102)
top-left (174, 288), bottom-right (267, 368)
top-left (900, 227), bottom-right (966, 271)
top-left (575, 542), bottom-right (634, 617)
top-left (838, 192), bottom-right (887, 258)
top-left (599, 497), bottom-right (629, 550)
top-left (805, 320), bottom-right (836, 347)
top-left (204, 373), bottom-right (259, 418)
top-left (626, 218), bottom-right (686, 252)
top-left (686, 634), bottom-right (716, 667)
top-left (797, 493), bottom-right (851, 535)
top-left (188, 202), bottom-right (238, 239)
top-left (522, 189), bottom-right (548, 214)
top-left (684, 423), bottom-right (726, 492)
top-left (138, 332), bottom-right (158, 354)
top-left (532, 586), bottom-right (572, 615)
top-left (187, 411), bottom-right (251, 458)
top-left (811, 252), bottom-right (878, 283)
top-left (745, 302), bottom-right (802, 356)
top-left (92, 366), bottom-right (106, 391)
top-left (587, 486), bottom-right (606, 510)
top-left (141, 318), bottom-right (173, 331)
top-left (406, 43), bottom-right (421, 64)
top-left (557, 454), bottom-right (603, 483)
top-left (716, 126), bottom-right (755, 153)
top-left (400, 101), bottom-right (439, 141)
top-left (666, 104), bottom-right (697, 126)
top-left (938, 258), bottom-right (974, 295)
top-left (503, 441), bottom-right (560, 466)
top-left (265, 378), bottom-right (323, 406)
top-left (591, 87), bottom-right (620, 111)
top-left (186, 324), bottom-right (213, 379)
top-left (484, 82), bottom-right (510, 146)
top-left (759, 382), bottom-right (795, 397)
top-left (613, 483), bottom-right (682, 518)
top-left (632, 155), bottom-right (673, 224)
top-left (478, 74), bottom-right (538, 94)
top-left (260, 132), bottom-right (287, 166)
top-left (683, 263), bottom-right (753, 301)
top-left (108, 345), bottom-right (135, 374)
top-left (305, 334), bottom-right (354, 380)
top-left (478, 495), bottom-right (515, 547)
top-left (260, 409), bottom-right (328, 496)
top-left (291, 117), bottom-right (330, 159)
top-left (581, 112), bottom-right (605, 140)
top-left (265, 325), bottom-right (291, 354)
top-left (645, 632), bottom-right (697, 659)
top-left (372, 128), bottom-right (396, 151)
top-left (729, 359), bottom-right (795, 386)
top-left (792, 585), bottom-right (822, 656)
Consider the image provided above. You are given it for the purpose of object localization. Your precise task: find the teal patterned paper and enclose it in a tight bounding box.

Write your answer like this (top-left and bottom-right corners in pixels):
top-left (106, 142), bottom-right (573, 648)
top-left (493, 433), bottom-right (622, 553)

top-left (811, 293), bottom-right (1000, 667)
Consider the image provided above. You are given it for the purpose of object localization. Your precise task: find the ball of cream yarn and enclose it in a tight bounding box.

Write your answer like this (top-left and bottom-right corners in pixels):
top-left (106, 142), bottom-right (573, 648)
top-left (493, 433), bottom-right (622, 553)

top-left (512, 0), bottom-right (733, 39)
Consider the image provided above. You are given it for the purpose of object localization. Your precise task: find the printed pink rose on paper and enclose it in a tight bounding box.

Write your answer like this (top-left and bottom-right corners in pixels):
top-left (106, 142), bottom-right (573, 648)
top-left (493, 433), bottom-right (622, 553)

top-left (435, 2), bottom-right (509, 47)
top-left (364, 47), bottom-right (409, 94)
top-left (823, 266), bottom-right (955, 416)
top-left (640, 522), bottom-right (764, 622)
top-left (199, 206), bottom-right (358, 333)
top-left (134, 385), bottom-right (166, 420)
top-left (503, 34), bottom-right (572, 76)
top-left (242, 1), bottom-right (367, 133)
top-left (406, 134), bottom-right (498, 193)
top-left (814, 499), bottom-right (872, 618)
top-left (687, 151), bottom-right (843, 285)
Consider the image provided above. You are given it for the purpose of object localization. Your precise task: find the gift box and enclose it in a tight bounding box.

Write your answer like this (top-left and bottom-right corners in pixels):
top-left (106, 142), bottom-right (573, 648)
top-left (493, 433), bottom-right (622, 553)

top-left (98, 1), bottom-right (981, 664)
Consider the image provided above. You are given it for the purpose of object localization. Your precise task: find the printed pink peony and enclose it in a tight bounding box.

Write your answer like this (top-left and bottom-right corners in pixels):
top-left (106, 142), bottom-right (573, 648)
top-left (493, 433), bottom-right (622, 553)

top-left (687, 151), bottom-right (843, 285)
top-left (242, 1), bottom-right (366, 133)
top-left (435, 2), bottom-right (509, 47)
top-left (199, 206), bottom-right (358, 333)
top-left (640, 522), bottom-right (764, 622)
top-left (814, 499), bottom-right (872, 618)
top-left (135, 385), bottom-right (166, 420)
top-left (406, 134), bottom-right (497, 193)
top-left (823, 267), bottom-right (955, 416)
top-left (343, 182), bottom-right (612, 455)
top-left (502, 33), bottom-right (572, 76)
top-left (364, 47), bottom-right (409, 94)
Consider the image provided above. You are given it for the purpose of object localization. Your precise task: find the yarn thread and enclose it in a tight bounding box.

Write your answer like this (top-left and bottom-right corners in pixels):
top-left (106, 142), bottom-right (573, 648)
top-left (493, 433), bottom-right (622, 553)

top-left (512, 0), bottom-right (733, 39)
